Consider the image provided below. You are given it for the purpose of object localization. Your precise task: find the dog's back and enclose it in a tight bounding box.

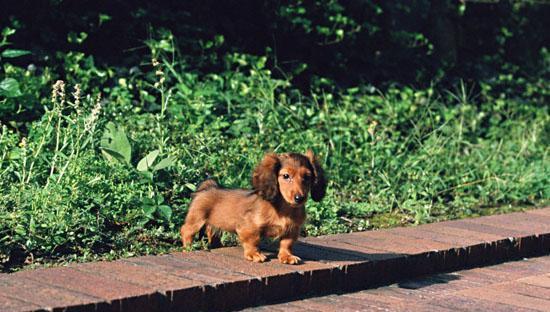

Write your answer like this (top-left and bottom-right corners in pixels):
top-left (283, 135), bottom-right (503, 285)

top-left (188, 180), bottom-right (258, 233)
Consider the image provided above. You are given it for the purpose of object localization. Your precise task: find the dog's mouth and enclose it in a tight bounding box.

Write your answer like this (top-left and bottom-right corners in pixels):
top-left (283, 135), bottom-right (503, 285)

top-left (287, 199), bottom-right (307, 208)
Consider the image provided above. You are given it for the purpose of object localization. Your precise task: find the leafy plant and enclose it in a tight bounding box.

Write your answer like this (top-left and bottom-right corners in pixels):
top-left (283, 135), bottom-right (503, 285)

top-left (0, 27), bottom-right (30, 99)
top-left (100, 122), bottom-right (132, 165)
top-left (137, 149), bottom-right (175, 181)
top-left (141, 194), bottom-right (172, 224)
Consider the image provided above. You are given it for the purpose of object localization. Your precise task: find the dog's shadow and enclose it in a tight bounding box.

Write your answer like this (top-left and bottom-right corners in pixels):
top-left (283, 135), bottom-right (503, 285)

top-left (396, 272), bottom-right (460, 289)
top-left (260, 239), bottom-right (403, 263)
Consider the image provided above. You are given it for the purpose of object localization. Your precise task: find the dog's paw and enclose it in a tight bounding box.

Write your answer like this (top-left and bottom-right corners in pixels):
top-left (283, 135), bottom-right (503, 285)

top-left (245, 251), bottom-right (267, 263)
top-left (278, 253), bottom-right (301, 265)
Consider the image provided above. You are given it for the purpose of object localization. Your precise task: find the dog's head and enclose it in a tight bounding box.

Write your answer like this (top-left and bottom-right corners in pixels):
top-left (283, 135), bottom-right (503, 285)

top-left (252, 150), bottom-right (327, 207)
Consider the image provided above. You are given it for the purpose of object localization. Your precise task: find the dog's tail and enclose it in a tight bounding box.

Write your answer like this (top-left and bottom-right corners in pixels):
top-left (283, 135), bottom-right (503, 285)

top-left (195, 179), bottom-right (218, 193)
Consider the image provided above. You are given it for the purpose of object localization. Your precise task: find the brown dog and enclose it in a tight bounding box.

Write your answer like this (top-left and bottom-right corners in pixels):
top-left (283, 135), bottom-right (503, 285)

top-left (180, 150), bottom-right (326, 264)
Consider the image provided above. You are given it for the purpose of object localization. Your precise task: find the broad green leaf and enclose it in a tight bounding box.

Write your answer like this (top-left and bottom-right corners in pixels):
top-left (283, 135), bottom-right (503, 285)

top-left (155, 194), bottom-right (164, 205)
top-left (137, 150), bottom-right (159, 172)
top-left (14, 225), bottom-right (26, 236)
top-left (100, 122), bottom-right (131, 164)
top-left (100, 147), bottom-right (127, 164)
top-left (153, 156), bottom-right (175, 171)
top-left (142, 205), bottom-right (156, 217)
top-left (8, 148), bottom-right (21, 160)
top-left (1, 27), bottom-right (16, 38)
top-left (139, 170), bottom-right (154, 181)
top-left (184, 183), bottom-right (196, 191)
top-left (157, 205), bottom-right (172, 221)
top-left (1, 49), bottom-right (31, 58)
top-left (0, 78), bottom-right (22, 98)
top-left (142, 197), bottom-right (155, 205)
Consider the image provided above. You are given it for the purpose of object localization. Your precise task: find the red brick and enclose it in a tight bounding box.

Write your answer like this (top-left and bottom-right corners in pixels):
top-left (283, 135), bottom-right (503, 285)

top-left (483, 258), bottom-right (550, 279)
top-left (390, 225), bottom-right (484, 247)
top-left (263, 301), bottom-right (319, 312)
top-left (180, 248), bottom-right (298, 283)
top-left (74, 259), bottom-right (201, 311)
top-left (390, 272), bottom-right (474, 298)
top-left (0, 294), bottom-right (41, 312)
top-left (419, 223), bottom-right (514, 267)
top-left (303, 233), bottom-right (434, 279)
top-left (461, 267), bottom-right (524, 286)
top-left (526, 207), bottom-right (550, 217)
top-left (17, 266), bottom-right (149, 300)
top-left (124, 254), bottom-right (252, 311)
top-left (298, 236), bottom-right (403, 265)
top-left (472, 213), bottom-right (550, 236)
top-left (284, 238), bottom-right (376, 265)
top-left (125, 253), bottom-right (250, 284)
top-left (326, 294), bottom-right (381, 311)
top-left (338, 260), bottom-right (386, 290)
top-left (343, 290), bottom-right (407, 305)
top-left (248, 302), bottom-right (307, 311)
top-left (530, 255), bottom-right (550, 266)
top-left (444, 219), bottom-right (529, 237)
top-left (459, 287), bottom-right (550, 311)
top-left (492, 281), bottom-right (550, 300)
top-left (428, 294), bottom-right (535, 312)
top-left (336, 232), bottom-right (454, 277)
top-left (518, 274), bottom-right (550, 288)
top-left (216, 244), bottom-right (336, 274)
top-left (441, 221), bottom-right (542, 261)
top-left (344, 288), bottom-right (457, 312)
top-left (74, 259), bottom-right (200, 290)
top-left (286, 239), bottom-right (407, 290)
top-left (351, 230), bottom-right (453, 254)
top-left (177, 249), bottom-right (308, 304)
top-left (0, 275), bottom-right (100, 312)
top-left (246, 305), bottom-right (290, 312)
top-left (422, 222), bottom-right (502, 243)
top-left (15, 266), bottom-right (155, 312)
top-left (477, 262), bottom-right (525, 279)
top-left (285, 296), bottom-right (341, 312)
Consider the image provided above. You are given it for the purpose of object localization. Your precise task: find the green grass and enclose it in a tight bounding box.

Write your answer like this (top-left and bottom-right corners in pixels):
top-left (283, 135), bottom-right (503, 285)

top-left (0, 40), bottom-right (548, 272)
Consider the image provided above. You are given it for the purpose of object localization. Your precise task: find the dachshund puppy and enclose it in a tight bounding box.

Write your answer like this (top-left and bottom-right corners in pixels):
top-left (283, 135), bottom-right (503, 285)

top-left (180, 150), bottom-right (326, 264)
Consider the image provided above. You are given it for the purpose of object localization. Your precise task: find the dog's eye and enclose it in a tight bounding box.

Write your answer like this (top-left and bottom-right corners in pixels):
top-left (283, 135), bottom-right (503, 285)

top-left (282, 173), bottom-right (290, 180)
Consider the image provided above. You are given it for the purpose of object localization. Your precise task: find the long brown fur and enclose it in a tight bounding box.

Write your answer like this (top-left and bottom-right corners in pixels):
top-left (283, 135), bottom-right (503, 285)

top-left (180, 150), bottom-right (327, 264)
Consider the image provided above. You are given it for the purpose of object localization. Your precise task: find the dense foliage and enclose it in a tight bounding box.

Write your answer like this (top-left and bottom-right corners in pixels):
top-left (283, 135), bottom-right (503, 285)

top-left (0, 1), bottom-right (548, 271)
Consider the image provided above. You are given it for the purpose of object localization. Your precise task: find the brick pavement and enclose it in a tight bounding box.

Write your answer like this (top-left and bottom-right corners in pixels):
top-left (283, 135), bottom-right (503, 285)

top-left (243, 255), bottom-right (550, 312)
top-left (0, 207), bottom-right (548, 311)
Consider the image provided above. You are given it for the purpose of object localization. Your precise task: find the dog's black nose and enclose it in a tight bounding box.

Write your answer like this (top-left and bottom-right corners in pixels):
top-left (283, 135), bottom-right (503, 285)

top-left (294, 194), bottom-right (305, 203)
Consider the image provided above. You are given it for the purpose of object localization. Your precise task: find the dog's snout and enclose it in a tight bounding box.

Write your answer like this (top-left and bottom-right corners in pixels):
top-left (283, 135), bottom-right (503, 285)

top-left (294, 194), bottom-right (305, 203)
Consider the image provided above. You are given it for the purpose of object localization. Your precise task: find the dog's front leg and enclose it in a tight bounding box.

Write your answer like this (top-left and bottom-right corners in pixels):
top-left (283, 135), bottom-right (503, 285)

top-left (238, 228), bottom-right (267, 263)
top-left (278, 236), bottom-right (301, 265)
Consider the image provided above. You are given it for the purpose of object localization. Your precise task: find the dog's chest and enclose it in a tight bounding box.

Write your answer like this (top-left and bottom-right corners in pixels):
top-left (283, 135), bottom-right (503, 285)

top-left (263, 215), bottom-right (302, 238)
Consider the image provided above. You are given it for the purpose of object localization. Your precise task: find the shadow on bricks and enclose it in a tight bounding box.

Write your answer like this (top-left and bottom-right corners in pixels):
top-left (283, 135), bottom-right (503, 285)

top-left (397, 272), bottom-right (461, 289)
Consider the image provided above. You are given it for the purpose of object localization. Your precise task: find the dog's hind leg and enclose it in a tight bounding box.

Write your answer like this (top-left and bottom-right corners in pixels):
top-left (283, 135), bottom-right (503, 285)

top-left (205, 224), bottom-right (222, 248)
top-left (181, 204), bottom-right (207, 250)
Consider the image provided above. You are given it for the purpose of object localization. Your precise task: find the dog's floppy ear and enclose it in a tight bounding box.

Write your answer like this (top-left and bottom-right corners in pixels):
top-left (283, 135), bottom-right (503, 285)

top-left (252, 153), bottom-right (281, 201)
top-left (305, 149), bottom-right (327, 202)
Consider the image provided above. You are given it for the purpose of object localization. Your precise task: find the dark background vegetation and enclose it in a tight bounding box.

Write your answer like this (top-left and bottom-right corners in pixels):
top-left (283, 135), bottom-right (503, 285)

top-left (3, 0), bottom-right (549, 88)
top-left (0, 0), bottom-right (548, 272)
